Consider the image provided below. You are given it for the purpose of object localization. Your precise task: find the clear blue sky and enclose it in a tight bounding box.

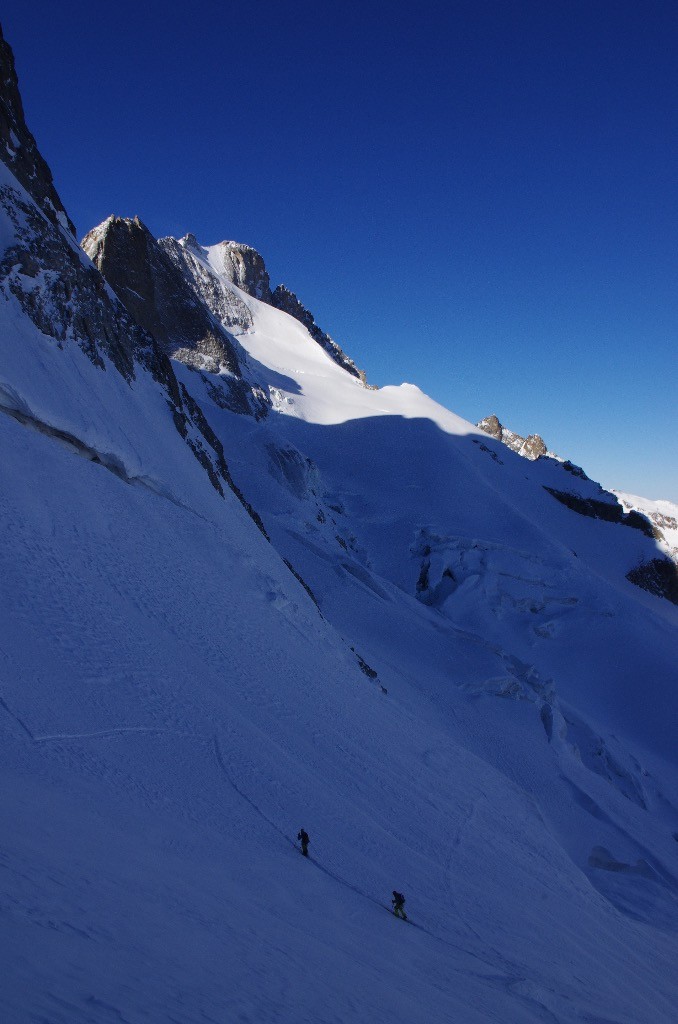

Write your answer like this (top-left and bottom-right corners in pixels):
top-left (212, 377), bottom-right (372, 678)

top-left (3, 1), bottom-right (677, 500)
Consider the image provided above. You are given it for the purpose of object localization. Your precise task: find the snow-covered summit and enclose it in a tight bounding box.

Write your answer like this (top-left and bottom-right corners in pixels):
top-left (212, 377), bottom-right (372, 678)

top-left (165, 231), bottom-right (369, 382)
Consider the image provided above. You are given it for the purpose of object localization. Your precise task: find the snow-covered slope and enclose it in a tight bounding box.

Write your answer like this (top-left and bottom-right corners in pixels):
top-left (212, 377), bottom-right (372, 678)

top-left (2, 24), bottom-right (678, 1024)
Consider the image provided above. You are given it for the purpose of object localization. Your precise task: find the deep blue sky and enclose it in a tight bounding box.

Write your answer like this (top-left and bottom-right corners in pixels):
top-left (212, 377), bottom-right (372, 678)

top-left (3, 1), bottom-right (677, 500)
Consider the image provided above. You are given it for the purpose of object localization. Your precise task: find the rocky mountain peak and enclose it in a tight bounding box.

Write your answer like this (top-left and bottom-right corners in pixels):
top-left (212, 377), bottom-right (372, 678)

top-left (477, 413), bottom-right (548, 461)
top-left (206, 239), bottom-right (272, 302)
top-left (82, 215), bottom-right (243, 378)
top-left (179, 232), bottom-right (202, 253)
top-left (0, 24), bottom-right (75, 234)
top-left (477, 413), bottom-right (502, 440)
top-left (169, 234), bottom-right (369, 385)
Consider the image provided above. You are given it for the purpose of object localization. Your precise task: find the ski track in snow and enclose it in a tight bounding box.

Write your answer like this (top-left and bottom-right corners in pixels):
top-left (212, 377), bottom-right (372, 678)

top-left (213, 730), bottom-right (546, 985)
top-left (33, 726), bottom-right (167, 744)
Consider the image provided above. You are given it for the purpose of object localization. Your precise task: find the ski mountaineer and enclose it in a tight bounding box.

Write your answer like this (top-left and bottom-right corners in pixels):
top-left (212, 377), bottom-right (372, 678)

top-left (391, 890), bottom-right (407, 920)
top-left (297, 828), bottom-right (310, 857)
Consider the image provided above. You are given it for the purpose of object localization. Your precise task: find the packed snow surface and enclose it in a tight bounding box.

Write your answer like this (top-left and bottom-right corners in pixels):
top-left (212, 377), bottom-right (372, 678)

top-left (1, 200), bottom-right (678, 1024)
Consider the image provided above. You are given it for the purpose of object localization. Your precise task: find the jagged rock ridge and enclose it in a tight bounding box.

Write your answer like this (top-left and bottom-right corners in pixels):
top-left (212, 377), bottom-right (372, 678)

top-left (81, 216), bottom-right (241, 376)
top-left (477, 413), bottom-right (548, 460)
top-left (163, 233), bottom-right (369, 385)
top-left (82, 217), bottom-right (268, 418)
top-left (0, 34), bottom-right (264, 510)
top-left (270, 284), bottom-right (366, 383)
top-left (159, 234), bottom-right (254, 336)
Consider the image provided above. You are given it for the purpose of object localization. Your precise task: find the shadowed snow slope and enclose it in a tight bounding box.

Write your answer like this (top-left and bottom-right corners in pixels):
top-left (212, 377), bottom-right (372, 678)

top-left (2, 26), bottom-right (678, 1024)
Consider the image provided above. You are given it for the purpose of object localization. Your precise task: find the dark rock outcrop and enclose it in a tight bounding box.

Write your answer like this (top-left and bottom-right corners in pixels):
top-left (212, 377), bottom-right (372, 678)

top-left (477, 414), bottom-right (546, 461)
top-left (477, 413), bottom-right (502, 440)
top-left (561, 460), bottom-right (590, 481)
top-left (544, 487), bottom-right (659, 539)
top-left (0, 23), bottom-right (75, 234)
top-left (1, 22), bottom-right (137, 377)
top-left (627, 558), bottom-right (678, 605)
top-left (82, 216), bottom-right (242, 376)
top-left (0, 186), bottom-right (139, 379)
top-left (271, 284), bottom-right (366, 383)
top-left (0, 27), bottom-right (264, 509)
top-left (521, 433), bottom-right (548, 460)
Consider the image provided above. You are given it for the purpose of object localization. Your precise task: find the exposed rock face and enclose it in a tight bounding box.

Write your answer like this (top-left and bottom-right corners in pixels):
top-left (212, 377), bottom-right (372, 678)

top-left (477, 413), bottom-right (502, 440)
top-left (271, 284), bottom-right (366, 383)
top-left (159, 234), bottom-right (254, 336)
top-left (0, 29), bottom-right (265, 508)
top-left (205, 239), bottom-right (272, 302)
top-left (0, 184), bottom-right (139, 380)
top-left (477, 414), bottom-right (547, 461)
top-left (520, 433), bottom-right (548, 460)
top-left (82, 216), bottom-right (242, 376)
top-left (627, 558), bottom-right (678, 605)
top-left (544, 487), bottom-right (659, 539)
top-left (0, 41), bottom-right (147, 383)
top-left (0, 24), bottom-right (75, 235)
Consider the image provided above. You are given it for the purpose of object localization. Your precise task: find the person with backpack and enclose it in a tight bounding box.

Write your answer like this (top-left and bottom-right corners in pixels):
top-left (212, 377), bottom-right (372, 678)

top-left (391, 890), bottom-right (407, 919)
top-left (297, 828), bottom-right (310, 857)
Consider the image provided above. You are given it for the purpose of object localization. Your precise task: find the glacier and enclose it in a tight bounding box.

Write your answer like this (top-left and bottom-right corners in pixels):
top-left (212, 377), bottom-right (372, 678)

top-left (1, 21), bottom-right (677, 1024)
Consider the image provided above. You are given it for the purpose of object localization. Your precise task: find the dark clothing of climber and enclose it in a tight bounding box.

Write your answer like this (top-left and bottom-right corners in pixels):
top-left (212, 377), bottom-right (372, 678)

top-left (392, 890), bottom-right (407, 919)
top-left (298, 829), bottom-right (310, 857)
